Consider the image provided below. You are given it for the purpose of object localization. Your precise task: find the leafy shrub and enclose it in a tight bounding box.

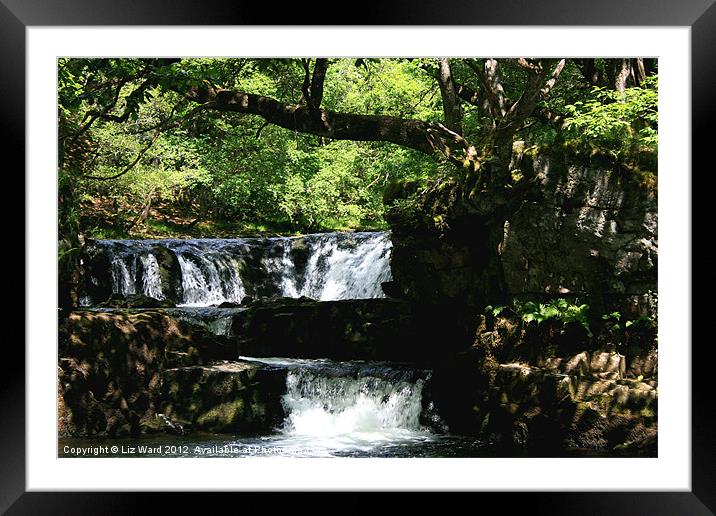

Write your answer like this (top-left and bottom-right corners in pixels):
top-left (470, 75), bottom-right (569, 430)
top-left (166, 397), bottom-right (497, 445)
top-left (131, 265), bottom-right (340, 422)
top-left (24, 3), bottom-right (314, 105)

top-left (485, 298), bottom-right (591, 335)
top-left (563, 75), bottom-right (658, 166)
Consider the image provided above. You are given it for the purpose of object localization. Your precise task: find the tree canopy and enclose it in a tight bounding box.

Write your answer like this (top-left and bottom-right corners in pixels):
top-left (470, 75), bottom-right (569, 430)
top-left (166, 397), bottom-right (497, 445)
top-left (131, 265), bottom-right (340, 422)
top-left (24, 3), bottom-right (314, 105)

top-left (58, 57), bottom-right (657, 238)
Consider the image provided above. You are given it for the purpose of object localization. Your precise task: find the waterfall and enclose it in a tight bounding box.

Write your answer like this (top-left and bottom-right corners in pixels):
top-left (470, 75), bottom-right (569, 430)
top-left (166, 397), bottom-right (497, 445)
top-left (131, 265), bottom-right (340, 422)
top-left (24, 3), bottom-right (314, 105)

top-left (176, 252), bottom-right (245, 307)
top-left (282, 369), bottom-right (426, 437)
top-left (260, 242), bottom-right (301, 298)
top-left (81, 231), bottom-right (392, 307)
top-left (238, 356), bottom-right (433, 451)
top-left (138, 254), bottom-right (164, 300)
top-left (298, 233), bottom-right (392, 300)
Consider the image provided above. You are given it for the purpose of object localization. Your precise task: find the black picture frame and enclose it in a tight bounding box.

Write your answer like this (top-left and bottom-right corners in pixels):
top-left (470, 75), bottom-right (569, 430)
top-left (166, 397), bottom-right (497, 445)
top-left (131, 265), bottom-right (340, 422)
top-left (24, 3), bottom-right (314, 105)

top-left (4, 0), bottom-right (710, 512)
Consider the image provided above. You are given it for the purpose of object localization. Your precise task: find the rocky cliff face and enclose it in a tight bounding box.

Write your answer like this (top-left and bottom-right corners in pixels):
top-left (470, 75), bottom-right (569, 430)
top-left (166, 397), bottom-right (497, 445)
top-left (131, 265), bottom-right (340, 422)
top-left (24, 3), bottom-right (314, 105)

top-left (386, 152), bottom-right (657, 318)
top-left (501, 155), bottom-right (657, 317)
top-left (385, 151), bottom-right (658, 452)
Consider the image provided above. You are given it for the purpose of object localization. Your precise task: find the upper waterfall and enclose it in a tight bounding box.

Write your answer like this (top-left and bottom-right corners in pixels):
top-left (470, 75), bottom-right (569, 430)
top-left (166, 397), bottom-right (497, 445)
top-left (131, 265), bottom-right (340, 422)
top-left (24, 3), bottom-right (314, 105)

top-left (80, 231), bottom-right (393, 307)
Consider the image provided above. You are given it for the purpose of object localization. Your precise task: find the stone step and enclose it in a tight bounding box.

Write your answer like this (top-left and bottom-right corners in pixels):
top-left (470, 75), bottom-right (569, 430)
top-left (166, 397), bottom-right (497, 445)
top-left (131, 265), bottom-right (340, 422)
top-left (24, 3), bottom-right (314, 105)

top-left (495, 362), bottom-right (657, 415)
top-left (539, 351), bottom-right (626, 378)
top-left (229, 298), bottom-right (472, 362)
top-left (159, 361), bottom-right (288, 434)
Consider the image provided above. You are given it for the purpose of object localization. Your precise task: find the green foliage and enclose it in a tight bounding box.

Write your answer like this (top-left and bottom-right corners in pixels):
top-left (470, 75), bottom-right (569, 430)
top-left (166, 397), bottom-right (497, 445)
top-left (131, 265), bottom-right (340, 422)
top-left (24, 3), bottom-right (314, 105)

top-left (517, 299), bottom-right (591, 335)
top-left (601, 310), bottom-right (656, 332)
top-left (61, 58), bottom-right (442, 236)
top-left (58, 58), bottom-right (659, 238)
top-left (602, 311), bottom-right (623, 331)
top-left (563, 76), bottom-right (658, 166)
top-left (625, 316), bottom-right (656, 329)
top-left (484, 305), bottom-right (508, 318)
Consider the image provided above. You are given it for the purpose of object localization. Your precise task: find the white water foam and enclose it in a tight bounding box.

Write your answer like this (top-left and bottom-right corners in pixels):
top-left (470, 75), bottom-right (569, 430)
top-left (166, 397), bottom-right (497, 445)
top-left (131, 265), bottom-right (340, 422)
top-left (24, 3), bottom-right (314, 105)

top-left (87, 232), bottom-right (392, 307)
top-left (139, 253), bottom-right (164, 300)
top-left (236, 356), bottom-right (434, 453)
top-left (176, 252), bottom-right (245, 307)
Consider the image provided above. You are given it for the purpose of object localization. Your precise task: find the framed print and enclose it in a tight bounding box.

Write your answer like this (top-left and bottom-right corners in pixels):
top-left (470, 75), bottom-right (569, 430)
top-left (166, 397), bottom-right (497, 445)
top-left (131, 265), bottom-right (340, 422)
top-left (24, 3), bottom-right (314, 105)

top-left (5, 0), bottom-right (712, 512)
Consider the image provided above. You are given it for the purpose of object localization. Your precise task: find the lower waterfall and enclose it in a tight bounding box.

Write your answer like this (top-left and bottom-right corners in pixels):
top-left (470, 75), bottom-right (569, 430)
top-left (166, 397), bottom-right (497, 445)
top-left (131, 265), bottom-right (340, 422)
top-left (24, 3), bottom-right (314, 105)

top-left (239, 357), bottom-right (436, 454)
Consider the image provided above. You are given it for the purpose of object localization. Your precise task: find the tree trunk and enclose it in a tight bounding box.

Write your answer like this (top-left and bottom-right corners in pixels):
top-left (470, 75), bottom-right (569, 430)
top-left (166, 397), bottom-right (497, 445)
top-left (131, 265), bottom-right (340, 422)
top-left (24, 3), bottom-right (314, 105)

top-left (437, 58), bottom-right (463, 135)
top-left (632, 58), bottom-right (647, 86)
top-left (614, 58), bottom-right (631, 93)
top-left (310, 58), bottom-right (329, 110)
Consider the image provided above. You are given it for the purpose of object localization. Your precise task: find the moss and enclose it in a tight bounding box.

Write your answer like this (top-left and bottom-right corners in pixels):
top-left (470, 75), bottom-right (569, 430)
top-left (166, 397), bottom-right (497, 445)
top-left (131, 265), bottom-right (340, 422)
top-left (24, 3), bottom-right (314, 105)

top-left (196, 399), bottom-right (245, 426)
top-left (639, 407), bottom-right (656, 418)
top-left (630, 169), bottom-right (657, 191)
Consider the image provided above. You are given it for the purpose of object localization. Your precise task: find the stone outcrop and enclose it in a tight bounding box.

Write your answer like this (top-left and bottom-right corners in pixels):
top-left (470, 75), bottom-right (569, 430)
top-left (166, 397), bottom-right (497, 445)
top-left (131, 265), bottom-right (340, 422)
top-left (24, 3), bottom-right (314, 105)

top-left (383, 150), bottom-right (658, 453)
top-left (386, 151), bottom-right (657, 318)
top-left (500, 155), bottom-right (657, 317)
top-left (231, 297), bottom-right (473, 362)
top-left (58, 310), bottom-right (235, 437)
top-left (160, 361), bottom-right (287, 434)
top-left (428, 312), bottom-right (657, 453)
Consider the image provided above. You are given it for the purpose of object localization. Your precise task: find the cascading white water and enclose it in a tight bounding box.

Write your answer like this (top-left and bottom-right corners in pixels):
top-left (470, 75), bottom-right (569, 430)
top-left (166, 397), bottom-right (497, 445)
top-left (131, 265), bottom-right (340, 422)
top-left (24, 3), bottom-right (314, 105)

top-left (282, 369), bottom-right (425, 437)
top-left (301, 233), bottom-right (392, 300)
top-left (110, 256), bottom-right (136, 296)
top-left (82, 232), bottom-right (393, 306)
top-left (138, 254), bottom-right (164, 300)
top-left (238, 356), bottom-right (434, 453)
top-left (107, 251), bottom-right (164, 300)
top-left (176, 253), bottom-right (245, 307)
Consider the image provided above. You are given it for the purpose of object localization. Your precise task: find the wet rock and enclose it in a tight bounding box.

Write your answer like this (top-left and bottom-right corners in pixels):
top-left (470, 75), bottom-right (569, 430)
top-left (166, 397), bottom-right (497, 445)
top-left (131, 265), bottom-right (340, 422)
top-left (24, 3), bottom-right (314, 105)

top-left (148, 246), bottom-right (184, 303)
top-left (97, 293), bottom-right (176, 308)
top-left (289, 238), bottom-right (310, 274)
top-left (216, 301), bottom-right (242, 308)
top-left (79, 241), bottom-right (114, 304)
top-left (430, 358), bottom-right (657, 453)
top-left (381, 281), bottom-right (402, 298)
top-left (159, 361), bottom-right (287, 434)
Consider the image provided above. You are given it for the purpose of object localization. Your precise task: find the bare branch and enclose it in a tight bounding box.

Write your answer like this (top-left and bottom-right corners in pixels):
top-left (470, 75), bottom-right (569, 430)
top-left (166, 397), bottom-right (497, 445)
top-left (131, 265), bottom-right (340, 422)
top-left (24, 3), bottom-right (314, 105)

top-left (515, 58), bottom-right (541, 72)
top-left (82, 102), bottom-right (210, 181)
top-left (255, 121), bottom-right (270, 138)
top-left (300, 58), bottom-right (311, 106)
top-left (540, 59), bottom-right (566, 97)
top-left (82, 130), bottom-right (161, 181)
top-left (467, 59), bottom-right (507, 119)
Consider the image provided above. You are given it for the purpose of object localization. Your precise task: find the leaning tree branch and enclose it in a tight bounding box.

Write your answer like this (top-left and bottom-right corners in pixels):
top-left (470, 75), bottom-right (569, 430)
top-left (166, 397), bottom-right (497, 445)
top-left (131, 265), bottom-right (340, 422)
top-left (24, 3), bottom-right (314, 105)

top-left (540, 59), bottom-right (566, 97)
top-left (180, 82), bottom-right (470, 159)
